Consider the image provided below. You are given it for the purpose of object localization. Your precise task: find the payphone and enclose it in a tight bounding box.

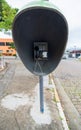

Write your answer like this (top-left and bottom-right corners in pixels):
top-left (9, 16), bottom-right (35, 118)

top-left (34, 42), bottom-right (48, 61)
top-left (12, 0), bottom-right (68, 113)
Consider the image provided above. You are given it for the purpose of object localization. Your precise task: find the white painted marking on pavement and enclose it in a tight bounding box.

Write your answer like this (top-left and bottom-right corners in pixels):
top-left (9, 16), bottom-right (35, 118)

top-left (51, 75), bottom-right (69, 130)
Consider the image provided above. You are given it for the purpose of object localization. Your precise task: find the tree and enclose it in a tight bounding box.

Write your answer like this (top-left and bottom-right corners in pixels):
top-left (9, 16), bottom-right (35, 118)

top-left (9, 42), bottom-right (16, 50)
top-left (0, 0), bottom-right (18, 30)
top-left (0, 0), bottom-right (3, 21)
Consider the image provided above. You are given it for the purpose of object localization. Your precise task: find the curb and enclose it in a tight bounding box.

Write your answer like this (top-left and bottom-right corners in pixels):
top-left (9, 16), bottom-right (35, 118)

top-left (50, 74), bottom-right (69, 130)
top-left (53, 77), bottom-right (81, 130)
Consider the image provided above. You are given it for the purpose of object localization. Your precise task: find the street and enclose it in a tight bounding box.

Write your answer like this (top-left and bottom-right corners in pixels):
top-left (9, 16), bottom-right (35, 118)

top-left (54, 58), bottom-right (81, 118)
top-left (54, 58), bottom-right (81, 78)
top-left (53, 58), bottom-right (81, 129)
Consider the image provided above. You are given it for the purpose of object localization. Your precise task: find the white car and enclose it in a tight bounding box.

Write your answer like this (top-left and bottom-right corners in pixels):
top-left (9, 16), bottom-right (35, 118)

top-left (62, 54), bottom-right (68, 59)
top-left (78, 56), bottom-right (81, 59)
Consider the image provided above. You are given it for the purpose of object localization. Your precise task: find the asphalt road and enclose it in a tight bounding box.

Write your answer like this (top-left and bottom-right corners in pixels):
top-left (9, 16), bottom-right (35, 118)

top-left (54, 58), bottom-right (81, 118)
top-left (52, 58), bottom-right (81, 130)
top-left (54, 58), bottom-right (81, 78)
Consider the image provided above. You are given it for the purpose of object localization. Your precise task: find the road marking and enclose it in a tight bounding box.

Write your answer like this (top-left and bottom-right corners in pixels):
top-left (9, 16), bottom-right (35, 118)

top-left (50, 74), bottom-right (69, 130)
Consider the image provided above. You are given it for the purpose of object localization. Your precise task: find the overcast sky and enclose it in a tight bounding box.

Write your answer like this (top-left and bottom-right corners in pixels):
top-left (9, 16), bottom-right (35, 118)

top-left (6, 0), bottom-right (81, 49)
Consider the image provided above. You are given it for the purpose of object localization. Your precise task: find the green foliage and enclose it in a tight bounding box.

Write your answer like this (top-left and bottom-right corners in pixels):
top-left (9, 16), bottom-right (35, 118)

top-left (9, 42), bottom-right (16, 49)
top-left (0, 0), bottom-right (18, 30)
top-left (0, 0), bottom-right (2, 21)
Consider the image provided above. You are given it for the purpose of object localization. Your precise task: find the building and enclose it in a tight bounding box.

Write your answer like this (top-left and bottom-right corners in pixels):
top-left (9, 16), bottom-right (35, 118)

top-left (0, 31), bottom-right (16, 56)
top-left (69, 49), bottom-right (81, 58)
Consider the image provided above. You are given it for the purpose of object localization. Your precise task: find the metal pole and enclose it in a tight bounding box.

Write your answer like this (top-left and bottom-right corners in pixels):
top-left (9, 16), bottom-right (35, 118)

top-left (39, 75), bottom-right (44, 113)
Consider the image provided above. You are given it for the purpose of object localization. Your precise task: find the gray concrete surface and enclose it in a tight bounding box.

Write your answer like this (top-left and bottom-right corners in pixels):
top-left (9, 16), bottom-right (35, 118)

top-left (53, 58), bottom-right (81, 130)
top-left (54, 78), bottom-right (81, 130)
top-left (0, 59), bottom-right (63, 130)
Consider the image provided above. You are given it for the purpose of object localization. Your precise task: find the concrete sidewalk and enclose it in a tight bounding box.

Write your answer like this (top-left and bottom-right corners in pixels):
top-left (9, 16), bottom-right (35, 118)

top-left (0, 60), bottom-right (64, 130)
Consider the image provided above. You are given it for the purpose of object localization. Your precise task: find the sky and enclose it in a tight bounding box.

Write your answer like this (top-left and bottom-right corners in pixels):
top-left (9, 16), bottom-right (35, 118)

top-left (6, 0), bottom-right (81, 49)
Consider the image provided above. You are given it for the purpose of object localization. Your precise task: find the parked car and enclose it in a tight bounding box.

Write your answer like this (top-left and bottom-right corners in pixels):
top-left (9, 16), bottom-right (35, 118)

top-left (62, 54), bottom-right (68, 59)
top-left (78, 55), bottom-right (81, 59)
